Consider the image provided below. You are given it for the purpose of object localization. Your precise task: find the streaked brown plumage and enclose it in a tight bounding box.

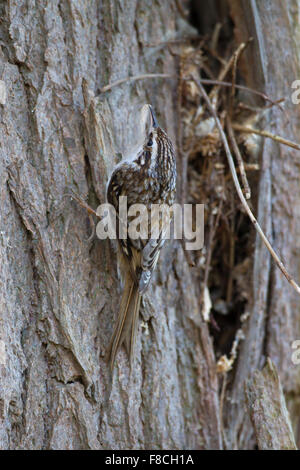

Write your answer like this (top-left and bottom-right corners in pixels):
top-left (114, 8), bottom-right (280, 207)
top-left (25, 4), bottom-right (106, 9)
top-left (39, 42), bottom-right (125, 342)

top-left (106, 105), bottom-right (176, 370)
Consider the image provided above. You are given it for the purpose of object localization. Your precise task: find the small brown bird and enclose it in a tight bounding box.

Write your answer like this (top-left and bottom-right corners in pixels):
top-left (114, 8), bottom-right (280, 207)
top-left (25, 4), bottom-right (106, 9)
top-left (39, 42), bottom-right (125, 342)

top-left (106, 105), bottom-right (176, 370)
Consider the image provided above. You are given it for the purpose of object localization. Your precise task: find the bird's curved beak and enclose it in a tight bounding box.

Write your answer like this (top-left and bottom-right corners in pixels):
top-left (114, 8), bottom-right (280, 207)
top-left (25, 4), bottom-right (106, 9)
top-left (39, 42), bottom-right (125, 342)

top-left (148, 105), bottom-right (158, 128)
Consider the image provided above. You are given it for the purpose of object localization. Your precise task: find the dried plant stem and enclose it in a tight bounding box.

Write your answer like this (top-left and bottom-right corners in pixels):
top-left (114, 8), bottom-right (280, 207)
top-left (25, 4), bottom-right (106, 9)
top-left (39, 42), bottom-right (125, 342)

top-left (194, 78), bottom-right (300, 295)
top-left (227, 119), bottom-right (251, 199)
top-left (232, 124), bottom-right (300, 152)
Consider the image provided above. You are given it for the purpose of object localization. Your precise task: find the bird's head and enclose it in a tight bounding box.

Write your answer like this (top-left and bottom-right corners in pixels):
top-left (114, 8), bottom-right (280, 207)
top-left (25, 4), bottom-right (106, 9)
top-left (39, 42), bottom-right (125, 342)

top-left (141, 105), bottom-right (173, 166)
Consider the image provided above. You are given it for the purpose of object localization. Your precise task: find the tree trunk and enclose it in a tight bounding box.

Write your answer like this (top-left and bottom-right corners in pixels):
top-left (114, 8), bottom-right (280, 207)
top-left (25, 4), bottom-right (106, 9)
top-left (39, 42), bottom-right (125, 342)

top-left (0, 0), bottom-right (299, 450)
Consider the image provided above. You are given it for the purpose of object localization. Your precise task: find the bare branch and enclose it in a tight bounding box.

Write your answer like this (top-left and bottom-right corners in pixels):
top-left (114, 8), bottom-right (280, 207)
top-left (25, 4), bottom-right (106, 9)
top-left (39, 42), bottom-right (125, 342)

top-left (226, 118), bottom-right (251, 199)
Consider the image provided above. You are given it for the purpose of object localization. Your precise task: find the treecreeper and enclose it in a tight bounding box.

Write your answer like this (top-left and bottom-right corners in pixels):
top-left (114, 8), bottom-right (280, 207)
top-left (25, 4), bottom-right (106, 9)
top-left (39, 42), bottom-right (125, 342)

top-left (106, 105), bottom-right (177, 370)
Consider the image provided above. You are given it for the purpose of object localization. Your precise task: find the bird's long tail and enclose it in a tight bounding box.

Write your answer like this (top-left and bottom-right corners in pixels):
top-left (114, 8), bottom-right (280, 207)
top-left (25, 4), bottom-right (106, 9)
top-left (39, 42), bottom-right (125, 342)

top-left (107, 276), bottom-right (141, 371)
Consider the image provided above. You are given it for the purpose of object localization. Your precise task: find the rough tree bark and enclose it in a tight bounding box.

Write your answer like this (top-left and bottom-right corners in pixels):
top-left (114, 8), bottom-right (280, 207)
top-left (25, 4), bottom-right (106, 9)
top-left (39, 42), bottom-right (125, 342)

top-left (245, 359), bottom-right (297, 450)
top-left (0, 0), bottom-right (298, 450)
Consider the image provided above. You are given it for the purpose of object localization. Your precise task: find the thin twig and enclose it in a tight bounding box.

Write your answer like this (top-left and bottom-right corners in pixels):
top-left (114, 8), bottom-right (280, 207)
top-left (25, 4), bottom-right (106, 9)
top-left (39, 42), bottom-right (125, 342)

top-left (99, 72), bottom-right (284, 112)
top-left (232, 124), bottom-right (300, 152)
top-left (65, 191), bottom-right (99, 217)
top-left (220, 372), bottom-right (227, 449)
top-left (226, 195), bottom-right (235, 304)
top-left (201, 199), bottom-right (223, 307)
top-left (217, 326), bottom-right (245, 407)
top-left (210, 22), bottom-right (223, 53)
top-left (205, 46), bottom-right (227, 66)
top-left (217, 328), bottom-right (246, 449)
top-left (175, 0), bottom-right (189, 19)
top-left (209, 40), bottom-right (251, 109)
top-left (143, 36), bottom-right (202, 48)
top-left (227, 118), bottom-right (251, 199)
top-left (244, 163), bottom-right (260, 171)
top-left (209, 55), bottom-right (234, 108)
top-left (227, 40), bottom-right (252, 200)
top-left (230, 41), bottom-right (251, 114)
top-left (178, 50), bottom-right (188, 207)
top-left (62, 192), bottom-right (97, 241)
top-left (200, 79), bottom-right (285, 112)
top-left (100, 74), bottom-right (172, 93)
top-left (194, 78), bottom-right (300, 295)
top-left (215, 162), bottom-right (260, 172)
top-left (237, 99), bottom-right (285, 114)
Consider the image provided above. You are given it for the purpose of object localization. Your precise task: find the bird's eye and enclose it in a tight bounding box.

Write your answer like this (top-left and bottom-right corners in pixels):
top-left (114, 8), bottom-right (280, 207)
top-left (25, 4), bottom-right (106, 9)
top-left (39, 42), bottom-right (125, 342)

top-left (147, 135), bottom-right (153, 147)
